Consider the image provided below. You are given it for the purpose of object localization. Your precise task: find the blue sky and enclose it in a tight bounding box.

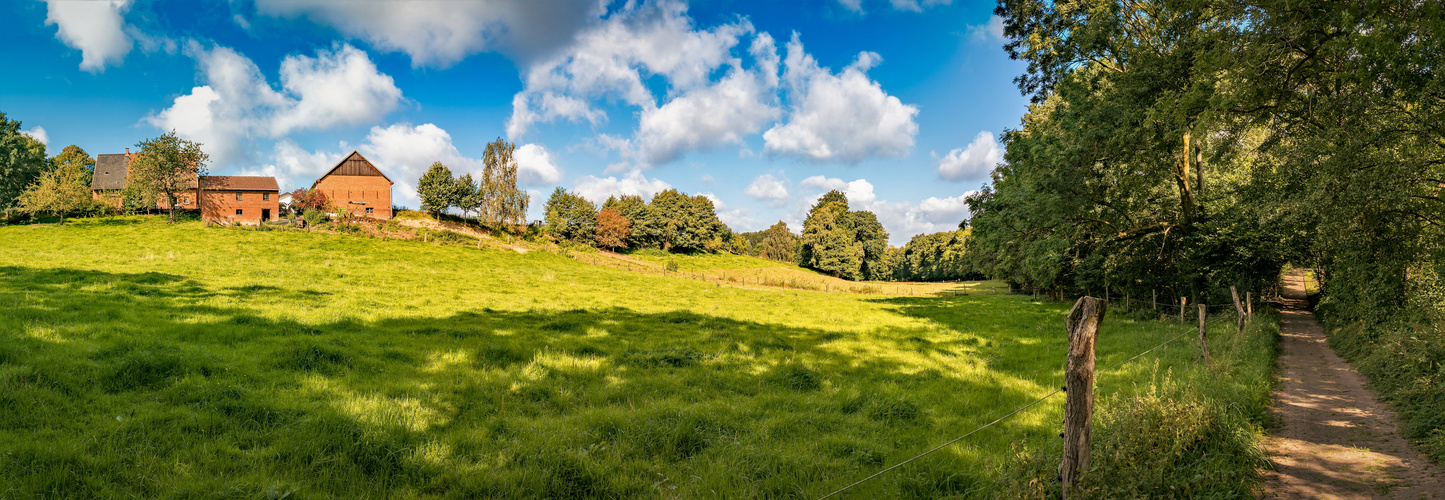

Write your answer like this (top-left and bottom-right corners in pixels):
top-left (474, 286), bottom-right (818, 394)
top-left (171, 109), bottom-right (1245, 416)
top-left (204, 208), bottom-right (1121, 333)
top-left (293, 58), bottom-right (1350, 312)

top-left (1, 0), bottom-right (1027, 244)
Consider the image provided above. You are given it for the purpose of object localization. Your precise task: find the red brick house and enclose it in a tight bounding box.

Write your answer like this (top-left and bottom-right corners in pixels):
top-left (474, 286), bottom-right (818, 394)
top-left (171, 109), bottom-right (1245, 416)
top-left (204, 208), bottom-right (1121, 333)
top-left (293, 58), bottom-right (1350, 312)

top-left (200, 176), bottom-right (280, 225)
top-left (312, 151), bottom-right (393, 219)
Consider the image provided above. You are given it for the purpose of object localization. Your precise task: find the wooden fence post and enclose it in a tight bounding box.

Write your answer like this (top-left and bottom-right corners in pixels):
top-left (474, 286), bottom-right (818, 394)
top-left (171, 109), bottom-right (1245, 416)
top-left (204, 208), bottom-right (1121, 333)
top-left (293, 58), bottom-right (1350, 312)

top-left (1179, 296), bottom-right (1187, 322)
top-left (1062, 296), bottom-right (1107, 499)
top-left (1197, 304), bottom-right (1212, 368)
top-left (1152, 289), bottom-right (1157, 312)
top-left (1230, 286), bottom-right (1245, 333)
top-left (1246, 291), bottom-right (1253, 320)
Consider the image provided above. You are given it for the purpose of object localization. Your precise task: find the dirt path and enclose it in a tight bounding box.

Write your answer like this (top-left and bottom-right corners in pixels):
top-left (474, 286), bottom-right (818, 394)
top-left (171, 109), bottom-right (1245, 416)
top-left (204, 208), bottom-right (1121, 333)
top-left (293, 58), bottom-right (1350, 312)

top-left (1263, 272), bottom-right (1445, 499)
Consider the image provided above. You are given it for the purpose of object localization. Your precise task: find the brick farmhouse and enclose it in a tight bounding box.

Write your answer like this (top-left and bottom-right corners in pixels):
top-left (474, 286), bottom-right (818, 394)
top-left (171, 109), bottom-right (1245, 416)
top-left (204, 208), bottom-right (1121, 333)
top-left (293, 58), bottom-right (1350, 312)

top-left (200, 176), bottom-right (280, 225)
top-left (312, 151), bottom-right (393, 219)
top-left (91, 151), bottom-right (199, 210)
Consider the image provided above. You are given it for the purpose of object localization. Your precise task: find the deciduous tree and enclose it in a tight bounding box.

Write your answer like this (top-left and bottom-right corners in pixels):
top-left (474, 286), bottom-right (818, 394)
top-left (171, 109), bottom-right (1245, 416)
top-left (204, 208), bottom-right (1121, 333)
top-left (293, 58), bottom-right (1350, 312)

top-left (543, 187), bottom-right (596, 243)
top-left (417, 162), bottom-right (455, 218)
top-left (594, 207), bottom-right (631, 251)
top-left (130, 131), bottom-right (207, 223)
top-left (17, 158), bottom-right (93, 224)
top-left (0, 113), bottom-right (49, 211)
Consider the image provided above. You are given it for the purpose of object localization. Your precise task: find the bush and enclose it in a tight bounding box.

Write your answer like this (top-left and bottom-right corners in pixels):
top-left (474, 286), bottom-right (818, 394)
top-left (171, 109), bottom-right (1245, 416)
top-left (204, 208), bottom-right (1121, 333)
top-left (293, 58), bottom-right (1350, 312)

top-left (303, 208), bottom-right (327, 228)
top-left (665, 260), bottom-right (679, 273)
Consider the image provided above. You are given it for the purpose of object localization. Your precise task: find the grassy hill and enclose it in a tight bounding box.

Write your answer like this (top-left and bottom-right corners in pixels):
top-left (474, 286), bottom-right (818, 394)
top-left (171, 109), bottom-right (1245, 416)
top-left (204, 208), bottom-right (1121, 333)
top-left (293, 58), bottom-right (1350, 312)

top-left (0, 216), bottom-right (1275, 498)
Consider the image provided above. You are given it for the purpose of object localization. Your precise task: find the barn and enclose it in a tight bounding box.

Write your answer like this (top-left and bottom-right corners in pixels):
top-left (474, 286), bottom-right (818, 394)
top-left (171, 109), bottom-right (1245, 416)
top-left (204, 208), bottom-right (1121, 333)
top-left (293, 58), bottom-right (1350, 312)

top-left (90, 150), bottom-right (199, 209)
top-left (312, 151), bottom-right (393, 219)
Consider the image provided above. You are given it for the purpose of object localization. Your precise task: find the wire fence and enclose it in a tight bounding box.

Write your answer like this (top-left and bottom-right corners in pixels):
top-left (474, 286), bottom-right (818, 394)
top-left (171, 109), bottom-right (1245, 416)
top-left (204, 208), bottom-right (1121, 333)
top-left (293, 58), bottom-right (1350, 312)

top-left (816, 311), bottom-right (1242, 499)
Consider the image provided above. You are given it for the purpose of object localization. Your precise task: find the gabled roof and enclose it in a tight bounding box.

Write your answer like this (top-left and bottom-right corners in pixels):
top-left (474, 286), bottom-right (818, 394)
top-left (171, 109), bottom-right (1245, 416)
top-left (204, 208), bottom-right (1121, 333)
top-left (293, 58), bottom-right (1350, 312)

top-left (201, 176), bottom-right (279, 191)
top-left (92, 154), bottom-right (129, 190)
top-left (311, 151), bottom-right (394, 189)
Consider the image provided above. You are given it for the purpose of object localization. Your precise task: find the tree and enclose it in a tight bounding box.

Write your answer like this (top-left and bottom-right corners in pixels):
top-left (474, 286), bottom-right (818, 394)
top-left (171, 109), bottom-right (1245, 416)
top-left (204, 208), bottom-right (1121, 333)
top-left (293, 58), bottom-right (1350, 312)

top-left (17, 158), bottom-right (93, 224)
top-left (481, 138), bottom-right (530, 226)
top-left (594, 208), bottom-right (631, 251)
top-left (51, 145), bottom-right (95, 175)
top-left (130, 131), bottom-right (207, 223)
top-left (286, 188), bottom-right (329, 216)
top-left (852, 210), bottom-right (891, 281)
top-left (756, 221), bottom-right (800, 263)
top-left (455, 173), bottom-right (483, 222)
top-left (543, 187), bottom-right (596, 243)
top-left (603, 194), bottom-right (660, 249)
top-left (417, 162), bottom-right (455, 218)
top-left (801, 198), bottom-right (861, 278)
top-left (0, 113), bottom-right (48, 211)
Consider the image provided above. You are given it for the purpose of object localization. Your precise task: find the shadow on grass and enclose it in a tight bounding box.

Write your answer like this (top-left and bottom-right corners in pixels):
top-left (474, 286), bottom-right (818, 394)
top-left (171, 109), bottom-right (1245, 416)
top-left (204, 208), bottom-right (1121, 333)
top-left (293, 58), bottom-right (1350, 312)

top-left (0, 266), bottom-right (1062, 499)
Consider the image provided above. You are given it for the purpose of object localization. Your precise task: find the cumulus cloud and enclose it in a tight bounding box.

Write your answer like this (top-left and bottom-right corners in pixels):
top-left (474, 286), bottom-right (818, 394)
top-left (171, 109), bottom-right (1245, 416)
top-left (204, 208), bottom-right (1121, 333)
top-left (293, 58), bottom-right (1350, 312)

top-left (699, 191), bottom-right (761, 231)
top-left (145, 42), bottom-right (403, 167)
top-left (43, 0), bottom-right (133, 72)
top-left (254, 0), bottom-right (599, 67)
top-left (236, 140), bottom-right (344, 193)
top-left (359, 123), bottom-right (479, 207)
top-left (937, 131), bottom-right (1003, 181)
top-left (507, 0), bottom-right (755, 139)
top-left (515, 143), bottom-right (563, 186)
top-left (835, 0), bottom-right (950, 13)
top-left (21, 127), bottom-right (49, 155)
top-left (800, 175), bottom-right (877, 204)
top-left (744, 173), bottom-right (789, 202)
top-left (763, 34), bottom-right (919, 163)
top-left (968, 15), bottom-right (1006, 43)
top-left (572, 170), bottom-right (672, 204)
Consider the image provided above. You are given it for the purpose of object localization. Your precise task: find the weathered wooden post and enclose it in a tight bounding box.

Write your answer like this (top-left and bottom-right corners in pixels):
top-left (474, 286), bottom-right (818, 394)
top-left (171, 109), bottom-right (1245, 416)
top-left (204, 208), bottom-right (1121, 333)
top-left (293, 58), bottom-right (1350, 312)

top-left (1179, 296), bottom-right (1187, 322)
top-left (1062, 296), bottom-right (1107, 499)
top-left (1246, 291), bottom-right (1253, 320)
top-left (1230, 286), bottom-right (1246, 333)
top-left (1152, 289), bottom-right (1157, 312)
top-left (1197, 304), bottom-right (1212, 368)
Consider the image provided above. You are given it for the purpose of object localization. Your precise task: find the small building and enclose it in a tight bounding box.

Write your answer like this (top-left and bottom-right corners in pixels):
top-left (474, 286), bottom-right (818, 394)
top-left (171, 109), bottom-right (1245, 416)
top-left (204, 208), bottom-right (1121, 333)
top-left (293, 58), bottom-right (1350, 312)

top-left (200, 176), bottom-right (280, 225)
top-left (312, 151), bottom-right (393, 219)
top-left (90, 150), bottom-right (199, 209)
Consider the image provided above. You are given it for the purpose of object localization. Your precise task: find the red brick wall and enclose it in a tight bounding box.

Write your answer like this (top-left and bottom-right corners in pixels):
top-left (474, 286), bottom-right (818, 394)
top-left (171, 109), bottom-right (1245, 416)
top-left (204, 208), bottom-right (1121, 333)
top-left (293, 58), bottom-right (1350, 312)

top-left (314, 175), bottom-right (392, 219)
top-left (201, 190), bottom-right (279, 225)
top-left (157, 189), bottom-right (199, 210)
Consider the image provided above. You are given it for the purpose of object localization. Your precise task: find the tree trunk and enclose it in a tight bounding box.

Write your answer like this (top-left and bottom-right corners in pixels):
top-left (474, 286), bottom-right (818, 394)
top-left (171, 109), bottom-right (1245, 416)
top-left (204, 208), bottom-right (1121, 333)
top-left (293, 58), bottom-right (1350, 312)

top-left (1175, 131), bottom-right (1195, 226)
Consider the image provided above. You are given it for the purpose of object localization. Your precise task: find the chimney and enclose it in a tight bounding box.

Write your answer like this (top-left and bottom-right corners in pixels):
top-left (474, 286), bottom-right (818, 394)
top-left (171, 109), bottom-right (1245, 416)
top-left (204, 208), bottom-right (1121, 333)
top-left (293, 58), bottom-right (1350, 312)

top-left (125, 148), bottom-right (130, 155)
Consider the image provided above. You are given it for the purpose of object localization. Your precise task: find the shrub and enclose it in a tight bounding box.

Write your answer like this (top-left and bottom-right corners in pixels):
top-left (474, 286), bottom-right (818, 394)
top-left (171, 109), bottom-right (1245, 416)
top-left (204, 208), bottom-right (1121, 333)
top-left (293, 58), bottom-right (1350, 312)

top-left (303, 208), bottom-right (327, 228)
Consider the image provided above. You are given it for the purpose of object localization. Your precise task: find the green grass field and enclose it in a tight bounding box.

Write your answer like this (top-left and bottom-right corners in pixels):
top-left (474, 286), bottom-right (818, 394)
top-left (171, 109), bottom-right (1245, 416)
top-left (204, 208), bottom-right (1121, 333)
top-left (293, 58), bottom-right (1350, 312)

top-left (0, 216), bottom-right (1274, 498)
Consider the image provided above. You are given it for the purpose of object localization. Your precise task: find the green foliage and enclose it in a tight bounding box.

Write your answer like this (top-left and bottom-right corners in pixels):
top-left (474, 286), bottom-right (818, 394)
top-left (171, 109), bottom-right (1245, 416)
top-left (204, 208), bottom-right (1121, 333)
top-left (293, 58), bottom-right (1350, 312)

top-left (801, 194), bottom-right (861, 279)
top-left (544, 187), bottom-right (597, 243)
top-left (603, 194), bottom-right (660, 249)
top-left (302, 208), bottom-right (327, 228)
top-left (416, 162), bottom-right (455, 216)
top-left (480, 138), bottom-right (529, 226)
top-left (17, 156), bottom-right (95, 224)
top-left (743, 221), bottom-right (800, 263)
top-left (0, 112), bottom-right (49, 211)
top-left (130, 131), bottom-right (208, 224)
top-left (50, 145), bottom-right (94, 174)
top-left (892, 229), bottom-right (975, 282)
top-left (650, 189), bottom-right (726, 253)
top-left (454, 173), bottom-right (481, 221)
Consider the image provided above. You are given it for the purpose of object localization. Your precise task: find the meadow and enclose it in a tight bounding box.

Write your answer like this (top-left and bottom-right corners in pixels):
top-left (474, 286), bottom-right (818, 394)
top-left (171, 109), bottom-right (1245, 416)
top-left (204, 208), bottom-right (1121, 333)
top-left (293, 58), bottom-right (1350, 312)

top-left (0, 216), bottom-right (1275, 498)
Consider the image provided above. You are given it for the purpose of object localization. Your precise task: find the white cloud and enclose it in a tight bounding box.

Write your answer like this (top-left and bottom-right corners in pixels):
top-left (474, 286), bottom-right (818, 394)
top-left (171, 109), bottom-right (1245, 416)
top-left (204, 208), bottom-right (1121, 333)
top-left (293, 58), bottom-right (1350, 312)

top-left (968, 15), bottom-right (1006, 43)
top-left (763, 34), bottom-right (919, 163)
top-left (254, 0), bottom-right (600, 68)
top-left (239, 140), bottom-right (345, 193)
top-left (699, 191), bottom-right (760, 231)
top-left (507, 0), bottom-right (755, 140)
top-left (744, 173), bottom-right (789, 202)
top-left (515, 143), bottom-right (563, 186)
top-left (359, 123), bottom-right (479, 207)
top-left (145, 42), bottom-right (403, 167)
top-left (937, 131), bottom-right (1003, 181)
top-left (800, 175), bottom-right (877, 204)
top-left (232, 14), bottom-right (251, 30)
top-left (889, 0), bottom-right (953, 12)
top-left (43, 0), bottom-right (133, 72)
top-left (572, 170), bottom-right (672, 204)
top-left (21, 127), bottom-right (49, 155)
top-left (837, 0), bottom-right (865, 13)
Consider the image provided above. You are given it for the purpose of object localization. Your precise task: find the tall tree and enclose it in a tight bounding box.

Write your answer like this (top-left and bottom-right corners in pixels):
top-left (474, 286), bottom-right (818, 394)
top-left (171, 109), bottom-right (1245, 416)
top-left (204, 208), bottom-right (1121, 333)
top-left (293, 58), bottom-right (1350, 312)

top-left (756, 221), bottom-right (800, 263)
top-left (455, 173), bottom-right (482, 222)
top-left (0, 113), bottom-right (48, 211)
top-left (543, 187), bottom-right (597, 243)
top-left (417, 162), bottom-right (455, 218)
top-left (852, 210), bottom-right (891, 280)
top-left (481, 138), bottom-right (530, 226)
top-left (130, 131), bottom-right (207, 223)
top-left (801, 194), bottom-right (861, 278)
top-left (51, 145), bottom-right (95, 176)
top-left (594, 208), bottom-right (631, 251)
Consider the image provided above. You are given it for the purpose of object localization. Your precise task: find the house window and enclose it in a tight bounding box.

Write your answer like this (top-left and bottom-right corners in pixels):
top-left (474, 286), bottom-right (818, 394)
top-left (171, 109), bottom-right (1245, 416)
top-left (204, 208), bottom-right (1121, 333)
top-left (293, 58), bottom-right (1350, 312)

top-left (263, 193), bottom-right (270, 201)
top-left (235, 192), bottom-right (243, 201)
top-left (235, 209), bottom-right (243, 215)
top-left (366, 207), bottom-right (374, 215)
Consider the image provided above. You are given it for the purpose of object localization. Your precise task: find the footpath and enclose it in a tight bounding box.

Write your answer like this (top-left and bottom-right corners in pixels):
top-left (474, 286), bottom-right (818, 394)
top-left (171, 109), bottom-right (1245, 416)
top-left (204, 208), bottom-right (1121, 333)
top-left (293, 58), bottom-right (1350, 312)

top-left (1264, 273), bottom-right (1445, 498)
